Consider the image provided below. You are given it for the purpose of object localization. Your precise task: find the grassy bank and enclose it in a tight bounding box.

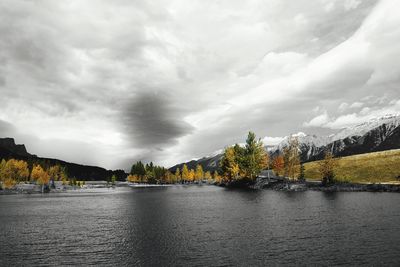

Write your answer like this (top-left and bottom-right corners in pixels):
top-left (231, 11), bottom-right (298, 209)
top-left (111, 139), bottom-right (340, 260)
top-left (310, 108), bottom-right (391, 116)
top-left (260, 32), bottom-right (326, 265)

top-left (304, 149), bottom-right (400, 184)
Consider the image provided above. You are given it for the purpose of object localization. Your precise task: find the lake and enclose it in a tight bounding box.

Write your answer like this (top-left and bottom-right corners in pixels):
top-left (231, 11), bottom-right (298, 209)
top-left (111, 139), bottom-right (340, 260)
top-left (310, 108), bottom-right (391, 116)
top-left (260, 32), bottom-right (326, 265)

top-left (0, 186), bottom-right (399, 266)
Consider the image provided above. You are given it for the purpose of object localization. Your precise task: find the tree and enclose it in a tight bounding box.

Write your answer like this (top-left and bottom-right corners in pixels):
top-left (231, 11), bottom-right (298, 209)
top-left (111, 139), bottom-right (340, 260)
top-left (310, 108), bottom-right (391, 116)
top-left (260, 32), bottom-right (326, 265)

top-left (61, 171), bottom-right (68, 185)
top-left (145, 169), bottom-right (155, 184)
top-left (48, 165), bottom-right (62, 181)
top-left (0, 159), bottom-right (6, 189)
top-left (220, 146), bottom-right (240, 182)
top-left (175, 168), bottom-right (181, 183)
top-left (318, 151), bottom-right (336, 185)
top-left (127, 174), bottom-right (142, 183)
top-left (242, 132), bottom-right (268, 180)
top-left (164, 171), bottom-right (175, 184)
top-left (111, 175), bottom-right (117, 185)
top-left (0, 159), bottom-right (6, 176)
top-left (181, 164), bottom-right (190, 182)
top-left (130, 161), bottom-right (146, 177)
top-left (189, 169), bottom-right (195, 182)
top-left (213, 171), bottom-right (222, 184)
top-left (204, 171), bottom-right (212, 182)
top-left (272, 155), bottom-right (284, 176)
top-left (298, 163), bottom-right (305, 181)
top-left (2, 159), bottom-right (29, 183)
top-left (195, 164), bottom-right (204, 182)
top-left (283, 136), bottom-right (300, 180)
top-left (31, 165), bottom-right (50, 192)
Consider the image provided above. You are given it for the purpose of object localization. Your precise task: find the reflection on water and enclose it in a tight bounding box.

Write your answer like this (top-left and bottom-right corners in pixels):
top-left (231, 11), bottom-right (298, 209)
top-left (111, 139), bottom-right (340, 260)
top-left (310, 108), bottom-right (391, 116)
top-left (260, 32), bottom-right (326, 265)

top-left (0, 186), bottom-right (399, 266)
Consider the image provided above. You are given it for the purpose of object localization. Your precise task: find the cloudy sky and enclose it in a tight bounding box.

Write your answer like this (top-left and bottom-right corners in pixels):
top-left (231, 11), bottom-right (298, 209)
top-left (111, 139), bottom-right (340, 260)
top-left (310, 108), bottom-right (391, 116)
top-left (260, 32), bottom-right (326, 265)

top-left (1, 0), bottom-right (400, 170)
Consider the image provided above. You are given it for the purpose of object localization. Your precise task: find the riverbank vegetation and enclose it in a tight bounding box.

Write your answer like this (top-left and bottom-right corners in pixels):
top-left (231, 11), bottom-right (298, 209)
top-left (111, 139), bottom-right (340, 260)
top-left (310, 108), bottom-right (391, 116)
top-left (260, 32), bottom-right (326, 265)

top-left (219, 132), bottom-right (269, 184)
top-left (127, 161), bottom-right (214, 184)
top-left (0, 158), bottom-right (82, 190)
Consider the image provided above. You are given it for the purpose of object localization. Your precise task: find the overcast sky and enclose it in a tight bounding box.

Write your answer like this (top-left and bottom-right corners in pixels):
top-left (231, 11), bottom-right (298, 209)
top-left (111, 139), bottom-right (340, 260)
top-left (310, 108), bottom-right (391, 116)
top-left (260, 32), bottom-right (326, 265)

top-left (1, 0), bottom-right (400, 170)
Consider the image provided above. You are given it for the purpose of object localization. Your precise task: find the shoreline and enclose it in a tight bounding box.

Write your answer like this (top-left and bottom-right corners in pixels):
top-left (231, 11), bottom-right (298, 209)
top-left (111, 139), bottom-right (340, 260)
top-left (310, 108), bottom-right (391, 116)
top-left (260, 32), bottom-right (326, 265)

top-left (222, 179), bottom-right (400, 193)
top-left (2, 181), bottom-right (400, 194)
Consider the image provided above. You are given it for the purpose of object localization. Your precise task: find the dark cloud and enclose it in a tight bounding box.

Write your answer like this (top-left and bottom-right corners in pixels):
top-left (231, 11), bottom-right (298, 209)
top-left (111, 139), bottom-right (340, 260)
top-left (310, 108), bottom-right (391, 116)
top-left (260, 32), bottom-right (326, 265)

top-left (123, 92), bottom-right (194, 148)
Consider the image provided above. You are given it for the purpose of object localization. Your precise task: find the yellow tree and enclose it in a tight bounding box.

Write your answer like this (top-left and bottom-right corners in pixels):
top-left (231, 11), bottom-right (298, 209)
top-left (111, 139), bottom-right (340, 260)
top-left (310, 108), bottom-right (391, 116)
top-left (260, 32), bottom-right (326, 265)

top-left (220, 146), bottom-right (240, 182)
top-left (181, 164), bottom-right (190, 183)
top-left (213, 171), bottom-right (222, 184)
top-left (48, 165), bottom-right (63, 181)
top-left (3, 159), bottom-right (29, 183)
top-left (195, 164), bottom-right (204, 182)
top-left (318, 151), bottom-right (336, 185)
top-left (164, 171), bottom-right (175, 184)
top-left (174, 168), bottom-right (181, 183)
top-left (283, 136), bottom-right (300, 180)
top-left (204, 171), bottom-right (212, 183)
top-left (61, 171), bottom-right (69, 185)
top-left (31, 165), bottom-right (50, 192)
top-left (127, 174), bottom-right (141, 183)
top-left (189, 169), bottom-right (195, 182)
top-left (167, 171), bottom-right (177, 184)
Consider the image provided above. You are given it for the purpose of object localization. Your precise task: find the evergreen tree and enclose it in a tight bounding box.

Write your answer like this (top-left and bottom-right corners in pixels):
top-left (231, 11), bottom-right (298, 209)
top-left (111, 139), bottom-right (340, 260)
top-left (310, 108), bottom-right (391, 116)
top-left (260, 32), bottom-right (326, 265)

top-left (242, 132), bottom-right (268, 180)
top-left (130, 161), bottom-right (146, 176)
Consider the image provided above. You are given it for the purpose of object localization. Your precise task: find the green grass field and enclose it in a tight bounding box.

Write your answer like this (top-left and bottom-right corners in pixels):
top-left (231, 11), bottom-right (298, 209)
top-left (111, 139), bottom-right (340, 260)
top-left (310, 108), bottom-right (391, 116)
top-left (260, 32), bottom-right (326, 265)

top-left (304, 149), bottom-right (400, 184)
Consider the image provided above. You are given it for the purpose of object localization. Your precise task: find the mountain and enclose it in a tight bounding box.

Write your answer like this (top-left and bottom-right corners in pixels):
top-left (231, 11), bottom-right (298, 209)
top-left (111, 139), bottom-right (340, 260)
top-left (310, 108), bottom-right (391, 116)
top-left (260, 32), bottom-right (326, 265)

top-left (0, 137), bottom-right (127, 181)
top-left (272, 114), bottom-right (400, 162)
top-left (169, 153), bottom-right (223, 174)
top-left (0, 138), bottom-right (31, 158)
top-left (170, 114), bottom-right (400, 172)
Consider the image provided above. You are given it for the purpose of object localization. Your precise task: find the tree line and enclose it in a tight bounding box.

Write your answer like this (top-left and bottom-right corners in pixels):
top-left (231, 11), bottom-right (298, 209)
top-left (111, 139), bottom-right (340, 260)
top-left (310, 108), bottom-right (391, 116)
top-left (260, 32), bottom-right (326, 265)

top-left (127, 161), bottom-right (219, 184)
top-left (0, 158), bottom-right (87, 190)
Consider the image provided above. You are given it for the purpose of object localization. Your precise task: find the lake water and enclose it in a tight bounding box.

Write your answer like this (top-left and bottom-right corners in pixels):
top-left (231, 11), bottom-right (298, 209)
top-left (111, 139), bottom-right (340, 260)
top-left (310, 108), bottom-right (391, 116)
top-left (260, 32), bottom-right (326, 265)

top-left (0, 186), bottom-right (399, 266)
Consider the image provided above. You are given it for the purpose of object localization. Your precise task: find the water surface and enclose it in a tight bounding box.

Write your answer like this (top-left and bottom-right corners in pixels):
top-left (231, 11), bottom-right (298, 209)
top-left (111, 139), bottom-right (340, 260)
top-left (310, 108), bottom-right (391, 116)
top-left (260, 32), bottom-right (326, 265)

top-left (0, 186), bottom-right (399, 266)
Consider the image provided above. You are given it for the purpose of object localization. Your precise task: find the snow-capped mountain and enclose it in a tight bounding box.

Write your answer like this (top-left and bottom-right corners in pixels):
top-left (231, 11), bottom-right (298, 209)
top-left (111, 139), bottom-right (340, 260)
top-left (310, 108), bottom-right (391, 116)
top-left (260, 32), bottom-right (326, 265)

top-left (270, 114), bottom-right (400, 161)
top-left (170, 114), bottom-right (400, 172)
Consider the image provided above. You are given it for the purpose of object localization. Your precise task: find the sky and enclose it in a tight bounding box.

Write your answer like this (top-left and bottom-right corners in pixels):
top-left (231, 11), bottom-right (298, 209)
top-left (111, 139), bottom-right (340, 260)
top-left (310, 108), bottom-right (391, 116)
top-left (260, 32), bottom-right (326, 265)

top-left (1, 0), bottom-right (400, 170)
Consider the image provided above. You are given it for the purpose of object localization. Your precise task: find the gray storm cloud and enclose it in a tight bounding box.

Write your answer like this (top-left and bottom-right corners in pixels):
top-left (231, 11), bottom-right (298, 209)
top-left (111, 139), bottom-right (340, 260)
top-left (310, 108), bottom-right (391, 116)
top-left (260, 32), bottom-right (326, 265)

top-left (123, 92), bottom-right (194, 148)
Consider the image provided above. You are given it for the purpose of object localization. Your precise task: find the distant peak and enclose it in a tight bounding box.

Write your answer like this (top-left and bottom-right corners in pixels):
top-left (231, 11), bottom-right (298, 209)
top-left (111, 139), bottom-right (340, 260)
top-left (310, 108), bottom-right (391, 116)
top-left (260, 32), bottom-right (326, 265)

top-left (292, 132), bottom-right (307, 137)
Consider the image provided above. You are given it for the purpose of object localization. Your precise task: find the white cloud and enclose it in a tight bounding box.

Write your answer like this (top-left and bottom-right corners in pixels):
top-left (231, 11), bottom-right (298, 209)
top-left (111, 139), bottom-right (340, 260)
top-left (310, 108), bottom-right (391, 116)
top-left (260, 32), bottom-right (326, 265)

top-left (303, 111), bottom-right (330, 127)
top-left (338, 102), bottom-right (349, 112)
top-left (262, 136), bottom-right (285, 146)
top-left (344, 0), bottom-right (362, 11)
top-left (349, 101), bottom-right (364, 108)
